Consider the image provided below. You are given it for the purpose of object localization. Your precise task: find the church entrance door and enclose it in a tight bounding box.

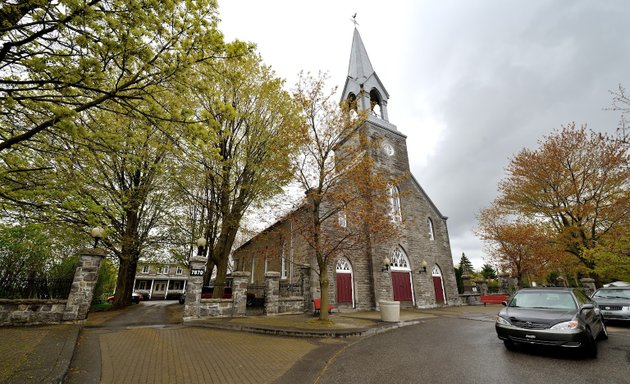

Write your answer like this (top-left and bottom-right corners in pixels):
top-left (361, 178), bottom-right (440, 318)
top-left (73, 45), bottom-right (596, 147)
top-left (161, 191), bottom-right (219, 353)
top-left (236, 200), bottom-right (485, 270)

top-left (432, 265), bottom-right (445, 304)
top-left (391, 271), bottom-right (412, 301)
top-left (336, 274), bottom-right (352, 303)
top-left (335, 257), bottom-right (353, 306)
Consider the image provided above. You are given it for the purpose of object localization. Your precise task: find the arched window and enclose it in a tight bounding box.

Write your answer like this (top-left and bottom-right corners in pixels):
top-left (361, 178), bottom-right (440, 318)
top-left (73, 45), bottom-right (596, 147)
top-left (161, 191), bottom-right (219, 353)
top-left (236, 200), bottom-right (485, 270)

top-left (347, 92), bottom-right (358, 112)
top-left (389, 185), bottom-right (402, 223)
top-left (336, 257), bottom-right (352, 272)
top-left (427, 217), bottom-right (435, 241)
top-left (390, 247), bottom-right (410, 270)
top-left (369, 89), bottom-right (382, 118)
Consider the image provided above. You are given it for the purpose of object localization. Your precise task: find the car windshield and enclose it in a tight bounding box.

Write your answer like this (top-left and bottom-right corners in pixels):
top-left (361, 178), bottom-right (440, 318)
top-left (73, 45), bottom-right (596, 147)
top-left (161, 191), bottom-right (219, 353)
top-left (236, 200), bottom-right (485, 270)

top-left (509, 291), bottom-right (577, 310)
top-left (593, 289), bottom-right (630, 299)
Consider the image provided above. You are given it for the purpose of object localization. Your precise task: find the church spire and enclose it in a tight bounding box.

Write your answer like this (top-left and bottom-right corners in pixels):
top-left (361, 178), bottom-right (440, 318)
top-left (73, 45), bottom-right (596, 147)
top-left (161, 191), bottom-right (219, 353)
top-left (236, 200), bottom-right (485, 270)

top-left (342, 27), bottom-right (390, 123)
top-left (347, 28), bottom-right (375, 84)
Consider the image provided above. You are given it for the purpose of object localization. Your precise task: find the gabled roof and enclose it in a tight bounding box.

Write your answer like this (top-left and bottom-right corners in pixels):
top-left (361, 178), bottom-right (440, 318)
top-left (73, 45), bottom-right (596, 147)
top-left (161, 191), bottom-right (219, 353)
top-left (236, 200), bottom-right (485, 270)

top-left (410, 174), bottom-right (448, 220)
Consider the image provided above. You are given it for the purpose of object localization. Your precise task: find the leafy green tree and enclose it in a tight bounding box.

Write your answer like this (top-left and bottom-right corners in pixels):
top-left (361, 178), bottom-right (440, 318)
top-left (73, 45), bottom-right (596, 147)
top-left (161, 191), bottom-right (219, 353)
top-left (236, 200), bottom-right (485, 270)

top-left (93, 258), bottom-right (117, 302)
top-left (458, 253), bottom-right (474, 275)
top-left (481, 263), bottom-right (497, 280)
top-left (454, 266), bottom-right (464, 294)
top-left (170, 50), bottom-right (304, 295)
top-left (0, 223), bottom-right (82, 298)
top-left (0, 0), bottom-right (225, 152)
top-left (0, 0), bottom-right (242, 306)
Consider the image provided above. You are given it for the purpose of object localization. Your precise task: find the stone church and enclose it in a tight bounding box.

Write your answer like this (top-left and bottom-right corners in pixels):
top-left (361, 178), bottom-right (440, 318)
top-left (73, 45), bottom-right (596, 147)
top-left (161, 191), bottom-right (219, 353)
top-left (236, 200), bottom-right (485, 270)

top-left (233, 28), bottom-right (460, 310)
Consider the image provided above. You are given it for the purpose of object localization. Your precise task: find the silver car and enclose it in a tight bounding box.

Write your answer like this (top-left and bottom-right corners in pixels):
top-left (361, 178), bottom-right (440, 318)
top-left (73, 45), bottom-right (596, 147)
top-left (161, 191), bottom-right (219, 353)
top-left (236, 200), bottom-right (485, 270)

top-left (592, 287), bottom-right (630, 322)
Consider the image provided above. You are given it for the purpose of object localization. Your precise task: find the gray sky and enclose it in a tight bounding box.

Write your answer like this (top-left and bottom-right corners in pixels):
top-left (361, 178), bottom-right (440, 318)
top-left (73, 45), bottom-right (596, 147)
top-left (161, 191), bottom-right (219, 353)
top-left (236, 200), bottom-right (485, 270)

top-left (218, 0), bottom-right (629, 269)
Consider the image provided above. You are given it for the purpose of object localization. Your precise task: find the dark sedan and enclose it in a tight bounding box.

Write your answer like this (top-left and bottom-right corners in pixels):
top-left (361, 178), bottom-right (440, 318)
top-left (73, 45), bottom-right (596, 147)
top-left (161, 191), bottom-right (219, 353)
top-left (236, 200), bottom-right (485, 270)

top-left (495, 287), bottom-right (607, 357)
top-left (592, 286), bottom-right (630, 322)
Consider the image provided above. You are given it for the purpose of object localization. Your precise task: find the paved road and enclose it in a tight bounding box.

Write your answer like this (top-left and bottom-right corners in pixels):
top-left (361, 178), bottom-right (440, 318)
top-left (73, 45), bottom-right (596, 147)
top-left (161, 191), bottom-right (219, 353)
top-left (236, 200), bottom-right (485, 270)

top-left (317, 317), bottom-right (630, 384)
top-left (65, 301), bottom-right (326, 384)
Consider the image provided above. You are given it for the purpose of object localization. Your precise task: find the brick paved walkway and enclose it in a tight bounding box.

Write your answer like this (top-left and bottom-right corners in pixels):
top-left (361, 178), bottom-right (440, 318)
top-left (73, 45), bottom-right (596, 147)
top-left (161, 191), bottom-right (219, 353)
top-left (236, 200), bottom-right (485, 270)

top-left (98, 326), bottom-right (316, 384)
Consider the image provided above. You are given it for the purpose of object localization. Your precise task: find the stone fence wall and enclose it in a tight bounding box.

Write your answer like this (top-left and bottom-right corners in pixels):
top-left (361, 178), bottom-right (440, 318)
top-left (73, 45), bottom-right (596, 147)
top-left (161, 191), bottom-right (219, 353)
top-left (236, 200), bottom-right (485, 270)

top-left (0, 248), bottom-right (106, 326)
top-left (183, 258), bottom-right (306, 321)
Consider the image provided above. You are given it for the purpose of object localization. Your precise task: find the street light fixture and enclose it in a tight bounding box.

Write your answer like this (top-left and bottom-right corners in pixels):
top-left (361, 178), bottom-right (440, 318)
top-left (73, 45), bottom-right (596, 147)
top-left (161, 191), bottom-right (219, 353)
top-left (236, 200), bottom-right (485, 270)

top-left (419, 259), bottom-right (428, 274)
top-left (196, 237), bottom-right (207, 256)
top-left (381, 256), bottom-right (391, 272)
top-left (91, 226), bottom-right (104, 248)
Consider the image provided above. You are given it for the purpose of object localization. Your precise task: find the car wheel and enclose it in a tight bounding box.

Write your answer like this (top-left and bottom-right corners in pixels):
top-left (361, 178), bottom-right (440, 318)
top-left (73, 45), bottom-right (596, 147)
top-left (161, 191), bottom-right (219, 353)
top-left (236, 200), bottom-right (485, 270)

top-left (503, 339), bottom-right (516, 351)
top-left (583, 328), bottom-right (598, 358)
top-left (597, 318), bottom-right (609, 341)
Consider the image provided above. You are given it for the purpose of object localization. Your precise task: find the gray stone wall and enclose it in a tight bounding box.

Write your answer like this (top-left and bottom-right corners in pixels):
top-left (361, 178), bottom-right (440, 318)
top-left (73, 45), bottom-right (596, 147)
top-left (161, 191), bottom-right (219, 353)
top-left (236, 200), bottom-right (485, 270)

top-left (0, 248), bottom-right (106, 326)
top-left (0, 299), bottom-right (67, 326)
top-left (278, 297), bottom-right (304, 314)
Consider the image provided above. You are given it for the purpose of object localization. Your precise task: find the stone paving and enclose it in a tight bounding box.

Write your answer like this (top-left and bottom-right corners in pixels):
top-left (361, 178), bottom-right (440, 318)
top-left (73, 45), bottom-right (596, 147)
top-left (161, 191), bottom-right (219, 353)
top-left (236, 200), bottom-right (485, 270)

top-left (0, 304), bottom-right (505, 384)
top-left (98, 326), bottom-right (317, 384)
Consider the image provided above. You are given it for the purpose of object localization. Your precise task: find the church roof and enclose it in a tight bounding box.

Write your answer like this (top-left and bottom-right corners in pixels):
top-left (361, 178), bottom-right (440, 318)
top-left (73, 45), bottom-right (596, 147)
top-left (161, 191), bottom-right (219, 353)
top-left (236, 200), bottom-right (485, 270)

top-left (347, 28), bottom-right (375, 83)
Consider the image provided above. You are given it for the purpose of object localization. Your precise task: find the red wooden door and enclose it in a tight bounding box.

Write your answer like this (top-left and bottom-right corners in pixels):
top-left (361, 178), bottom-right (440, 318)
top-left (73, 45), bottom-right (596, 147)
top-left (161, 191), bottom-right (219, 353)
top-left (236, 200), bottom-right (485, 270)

top-left (391, 272), bottom-right (412, 301)
top-left (336, 273), bottom-right (353, 303)
top-left (433, 276), bottom-right (445, 304)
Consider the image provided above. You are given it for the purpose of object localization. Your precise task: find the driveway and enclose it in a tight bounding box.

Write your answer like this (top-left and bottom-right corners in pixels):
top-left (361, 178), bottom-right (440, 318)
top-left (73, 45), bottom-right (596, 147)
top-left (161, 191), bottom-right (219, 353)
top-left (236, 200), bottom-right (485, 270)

top-left (315, 316), bottom-right (630, 384)
top-left (65, 301), bottom-right (324, 384)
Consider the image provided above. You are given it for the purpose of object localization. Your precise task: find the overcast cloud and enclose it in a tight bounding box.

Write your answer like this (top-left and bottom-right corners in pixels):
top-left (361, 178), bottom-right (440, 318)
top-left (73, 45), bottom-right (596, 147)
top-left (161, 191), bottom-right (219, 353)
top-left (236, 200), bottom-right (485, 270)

top-left (218, 0), bottom-right (629, 269)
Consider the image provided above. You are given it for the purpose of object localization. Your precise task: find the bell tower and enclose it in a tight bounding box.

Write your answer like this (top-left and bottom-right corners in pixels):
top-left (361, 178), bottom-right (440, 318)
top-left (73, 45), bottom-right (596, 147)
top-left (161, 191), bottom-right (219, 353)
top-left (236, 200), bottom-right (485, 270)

top-left (342, 28), bottom-right (392, 126)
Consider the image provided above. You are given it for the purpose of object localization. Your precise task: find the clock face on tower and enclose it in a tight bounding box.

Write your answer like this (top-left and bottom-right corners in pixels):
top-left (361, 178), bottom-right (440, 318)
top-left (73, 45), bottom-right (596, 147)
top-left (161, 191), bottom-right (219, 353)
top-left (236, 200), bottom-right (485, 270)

top-left (383, 142), bottom-right (395, 156)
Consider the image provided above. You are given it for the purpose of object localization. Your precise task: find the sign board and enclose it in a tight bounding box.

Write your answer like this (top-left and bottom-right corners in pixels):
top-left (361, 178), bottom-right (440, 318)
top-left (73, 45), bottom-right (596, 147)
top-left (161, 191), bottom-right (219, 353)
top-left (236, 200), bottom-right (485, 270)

top-left (190, 269), bottom-right (204, 276)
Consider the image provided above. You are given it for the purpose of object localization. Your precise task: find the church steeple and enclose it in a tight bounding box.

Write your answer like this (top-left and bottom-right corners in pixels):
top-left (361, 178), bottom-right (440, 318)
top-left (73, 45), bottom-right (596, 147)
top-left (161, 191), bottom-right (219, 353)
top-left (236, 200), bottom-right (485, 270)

top-left (342, 28), bottom-right (390, 123)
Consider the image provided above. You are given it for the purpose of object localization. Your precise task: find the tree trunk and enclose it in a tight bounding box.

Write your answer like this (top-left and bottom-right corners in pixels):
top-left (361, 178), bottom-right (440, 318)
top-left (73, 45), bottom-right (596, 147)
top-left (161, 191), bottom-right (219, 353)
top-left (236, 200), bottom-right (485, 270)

top-left (113, 256), bottom-right (138, 307)
top-left (319, 263), bottom-right (330, 321)
top-left (113, 207), bottom-right (141, 307)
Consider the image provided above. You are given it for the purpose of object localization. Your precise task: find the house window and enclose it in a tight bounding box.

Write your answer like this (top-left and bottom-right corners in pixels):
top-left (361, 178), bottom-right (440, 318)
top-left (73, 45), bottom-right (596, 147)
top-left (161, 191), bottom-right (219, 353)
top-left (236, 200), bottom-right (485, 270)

top-left (428, 217), bottom-right (435, 241)
top-left (171, 281), bottom-right (183, 290)
top-left (338, 209), bottom-right (347, 228)
top-left (176, 266), bottom-right (183, 275)
top-left (389, 185), bottom-right (402, 223)
top-left (142, 265), bottom-right (149, 274)
top-left (138, 281), bottom-right (147, 290)
top-left (159, 266), bottom-right (169, 275)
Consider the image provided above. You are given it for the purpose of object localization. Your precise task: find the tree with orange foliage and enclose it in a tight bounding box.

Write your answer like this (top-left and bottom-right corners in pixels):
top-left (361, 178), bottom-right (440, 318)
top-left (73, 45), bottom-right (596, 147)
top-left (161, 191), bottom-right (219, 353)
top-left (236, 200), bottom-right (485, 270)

top-left (476, 205), bottom-right (558, 288)
top-left (291, 72), bottom-right (399, 320)
top-left (484, 123), bottom-right (629, 272)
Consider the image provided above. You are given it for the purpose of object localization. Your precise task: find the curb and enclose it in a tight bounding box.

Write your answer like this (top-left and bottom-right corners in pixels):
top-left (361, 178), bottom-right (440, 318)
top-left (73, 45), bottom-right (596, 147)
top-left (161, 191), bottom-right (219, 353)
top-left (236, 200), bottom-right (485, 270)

top-left (186, 319), bottom-right (422, 338)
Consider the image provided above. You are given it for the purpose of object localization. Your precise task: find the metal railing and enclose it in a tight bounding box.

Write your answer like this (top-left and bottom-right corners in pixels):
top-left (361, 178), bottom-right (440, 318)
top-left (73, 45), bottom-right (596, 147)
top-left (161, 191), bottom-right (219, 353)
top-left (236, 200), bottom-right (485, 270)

top-left (0, 277), bottom-right (74, 299)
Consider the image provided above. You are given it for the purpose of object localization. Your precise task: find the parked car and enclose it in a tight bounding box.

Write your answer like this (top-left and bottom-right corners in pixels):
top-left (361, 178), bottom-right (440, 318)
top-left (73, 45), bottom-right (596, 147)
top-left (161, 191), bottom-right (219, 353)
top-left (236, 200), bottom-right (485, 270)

top-left (495, 287), bottom-right (607, 357)
top-left (591, 286), bottom-right (630, 322)
top-left (107, 292), bottom-right (143, 304)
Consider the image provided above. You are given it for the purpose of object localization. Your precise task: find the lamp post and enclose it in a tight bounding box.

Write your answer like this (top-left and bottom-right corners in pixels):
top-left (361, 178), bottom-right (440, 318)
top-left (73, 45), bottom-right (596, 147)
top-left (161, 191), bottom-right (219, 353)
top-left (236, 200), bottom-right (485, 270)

top-left (196, 237), bottom-right (207, 256)
top-left (91, 226), bottom-right (104, 248)
top-left (381, 256), bottom-right (391, 272)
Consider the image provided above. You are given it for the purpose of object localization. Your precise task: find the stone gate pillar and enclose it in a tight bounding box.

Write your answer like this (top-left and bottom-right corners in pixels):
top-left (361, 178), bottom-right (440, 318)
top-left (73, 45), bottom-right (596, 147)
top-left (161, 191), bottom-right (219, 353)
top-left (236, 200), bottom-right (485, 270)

top-left (299, 266), bottom-right (311, 311)
top-left (264, 272), bottom-right (280, 316)
top-left (232, 271), bottom-right (250, 316)
top-left (183, 256), bottom-right (206, 321)
top-left (63, 248), bottom-right (106, 321)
